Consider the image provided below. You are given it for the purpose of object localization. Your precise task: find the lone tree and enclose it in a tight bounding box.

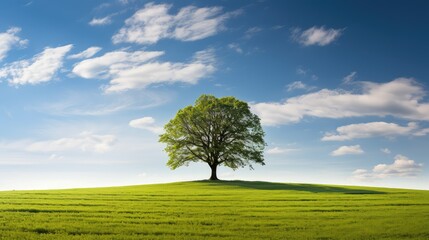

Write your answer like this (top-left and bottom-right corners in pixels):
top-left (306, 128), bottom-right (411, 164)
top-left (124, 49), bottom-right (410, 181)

top-left (159, 95), bottom-right (266, 180)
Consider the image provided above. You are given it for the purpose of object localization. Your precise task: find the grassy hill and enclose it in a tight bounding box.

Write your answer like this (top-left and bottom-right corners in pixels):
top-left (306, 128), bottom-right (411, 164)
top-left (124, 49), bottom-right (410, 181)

top-left (0, 181), bottom-right (428, 239)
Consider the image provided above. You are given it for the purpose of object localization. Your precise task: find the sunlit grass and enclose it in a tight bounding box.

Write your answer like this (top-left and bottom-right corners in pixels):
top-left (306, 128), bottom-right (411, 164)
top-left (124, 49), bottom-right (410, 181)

top-left (0, 181), bottom-right (427, 239)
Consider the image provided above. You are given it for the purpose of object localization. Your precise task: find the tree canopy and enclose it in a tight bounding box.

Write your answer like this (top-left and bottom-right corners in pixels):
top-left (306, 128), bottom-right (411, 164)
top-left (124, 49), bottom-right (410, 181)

top-left (159, 95), bottom-right (266, 180)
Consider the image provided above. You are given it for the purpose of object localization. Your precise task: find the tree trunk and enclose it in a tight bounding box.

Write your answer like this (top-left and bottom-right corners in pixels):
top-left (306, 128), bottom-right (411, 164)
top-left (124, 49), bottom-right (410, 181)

top-left (209, 164), bottom-right (219, 180)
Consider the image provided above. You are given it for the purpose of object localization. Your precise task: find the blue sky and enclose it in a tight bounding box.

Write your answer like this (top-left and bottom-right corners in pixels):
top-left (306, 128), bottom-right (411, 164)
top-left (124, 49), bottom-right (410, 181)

top-left (0, 0), bottom-right (428, 190)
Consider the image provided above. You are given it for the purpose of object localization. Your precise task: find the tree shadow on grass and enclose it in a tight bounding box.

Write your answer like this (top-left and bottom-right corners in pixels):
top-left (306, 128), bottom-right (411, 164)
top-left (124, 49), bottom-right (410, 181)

top-left (195, 180), bottom-right (385, 194)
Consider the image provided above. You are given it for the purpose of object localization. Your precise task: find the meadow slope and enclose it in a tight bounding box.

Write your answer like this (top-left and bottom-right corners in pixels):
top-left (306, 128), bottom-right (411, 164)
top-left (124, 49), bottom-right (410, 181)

top-left (0, 181), bottom-right (428, 239)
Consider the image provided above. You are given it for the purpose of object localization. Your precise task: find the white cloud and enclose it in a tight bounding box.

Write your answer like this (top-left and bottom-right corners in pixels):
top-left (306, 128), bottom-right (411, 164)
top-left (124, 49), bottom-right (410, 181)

top-left (0, 44), bottom-right (72, 85)
top-left (331, 145), bottom-right (364, 156)
top-left (343, 71), bottom-right (357, 84)
top-left (44, 100), bottom-right (129, 116)
top-left (251, 78), bottom-right (429, 126)
top-left (352, 169), bottom-right (374, 180)
top-left (129, 117), bottom-right (164, 134)
top-left (49, 154), bottom-right (64, 160)
top-left (287, 81), bottom-right (315, 92)
top-left (373, 155), bottom-right (423, 177)
top-left (353, 155), bottom-right (423, 180)
top-left (72, 49), bottom-right (164, 79)
top-left (287, 81), bottom-right (306, 91)
top-left (244, 26), bottom-right (262, 39)
top-left (322, 122), bottom-right (418, 141)
top-left (228, 43), bottom-right (243, 54)
top-left (0, 27), bottom-right (28, 61)
top-left (292, 26), bottom-right (343, 46)
top-left (296, 67), bottom-right (306, 75)
top-left (413, 128), bottom-right (429, 137)
top-left (311, 74), bottom-right (318, 81)
top-left (113, 3), bottom-right (171, 44)
top-left (112, 2), bottom-right (239, 44)
top-left (94, 2), bottom-right (111, 11)
top-left (37, 90), bottom-right (169, 116)
top-left (0, 132), bottom-right (116, 154)
top-left (173, 6), bottom-right (240, 41)
top-left (266, 147), bottom-right (297, 154)
top-left (89, 16), bottom-right (112, 26)
top-left (27, 132), bottom-right (116, 153)
top-left (381, 148), bottom-right (391, 154)
top-left (72, 48), bottom-right (215, 93)
top-left (68, 46), bottom-right (102, 59)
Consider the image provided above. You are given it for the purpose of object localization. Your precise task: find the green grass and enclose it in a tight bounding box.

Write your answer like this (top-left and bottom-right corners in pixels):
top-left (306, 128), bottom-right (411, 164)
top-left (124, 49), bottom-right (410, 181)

top-left (0, 181), bottom-right (428, 239)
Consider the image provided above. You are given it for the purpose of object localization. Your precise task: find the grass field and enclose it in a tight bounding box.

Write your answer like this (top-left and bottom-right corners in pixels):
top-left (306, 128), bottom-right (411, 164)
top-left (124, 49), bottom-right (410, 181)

top-left (0, 181), bottom-right (428, 239)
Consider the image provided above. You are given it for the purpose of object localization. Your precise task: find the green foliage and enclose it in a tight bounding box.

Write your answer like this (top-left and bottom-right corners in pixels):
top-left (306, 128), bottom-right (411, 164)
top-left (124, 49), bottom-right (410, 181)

top-left (159, 95), bottom-right (266, 179)
top-left (0, 182), bottom-right (428, 239)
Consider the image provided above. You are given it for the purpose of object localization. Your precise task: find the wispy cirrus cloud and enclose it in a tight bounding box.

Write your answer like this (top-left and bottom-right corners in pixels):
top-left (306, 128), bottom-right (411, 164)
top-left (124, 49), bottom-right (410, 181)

top-left (251, 78), bottom-right (429, 126)
top-left (0, 27), bottom-right (28, 61)
top-left (68, 46), bottom-right (102, 59)
top-left (296, 67), bottom-right (307, 75)
top-left (266, 147), bottom-right (298, 155)
top-left (292, 26), bottom-right (343, 46)
top-left (286, 81), bottom-right (315, 92)
top-left (0, 132), bottom-right (116, 154)
top-left (129, 117), bottom-right (164, 134)
top-left (0, 44), bottom-right (72, 85)
top-left (27, 132), bottom-right (116, 153)
top-left (228, 43), bottom-right (243, 54)
top-left (72, 48), bottom-right (215, 93)
top-left (244, 26), bottom-right (262, 39)
top-left (322, 122), bottom-right (422, 141)
top-left (413, 128), bottom-right (429, 136)
top-left (343, 71), bottom-right (357, 84)
top-left (353, 155), bottom-right (423, 180)
top-left (72, 49), bottom-right (164, 79)
top-left (89, 16), bottom-right (113, 26)
top-left (112, 2), bottom-right (240, 45)
top-left (331, 145), bottom-right (364, 156)
top-left (295, 67), bottom-right (319, 81)
top-left (37, 90), bottom-right (170, 116)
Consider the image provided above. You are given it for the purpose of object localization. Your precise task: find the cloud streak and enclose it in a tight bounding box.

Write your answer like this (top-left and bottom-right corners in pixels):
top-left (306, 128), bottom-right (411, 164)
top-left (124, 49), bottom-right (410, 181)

top-left (36, 90), bottom-right (170, 116)
top-left (286, 81), bottom-right (315, 92)
top-left (244, 27), bottom-right (262, 39)
top-left (266, 147), bottom-right (297, 155)
top-left (251, 78), bottom-right (429, 125)
top-left (73, 48), bottom-right (215, 93)
top-left (322, 122), bottom-right (420, 141)
top-left (228, 43), bottom-right (243, 54)
top-left (89, 16), bottom-right (112, 26)
top-left (0, 132), bottom-right (116, 154)
top-left (129, 117), bottom-right (164, 134)
top-left (292, 26), bottom-right (343, 46)
top-left (112, 2), bottom-right (239, 45)
top-left (331, 145), bottom-right (364, 156)
top-left (0, 44), bottom-right (72, 85)
top-left (68, 46), bottom-right (102, 59)
top-left (343, 71), bottom-right (357, 84)
top-left (0, 27), bottom-right (28, 61)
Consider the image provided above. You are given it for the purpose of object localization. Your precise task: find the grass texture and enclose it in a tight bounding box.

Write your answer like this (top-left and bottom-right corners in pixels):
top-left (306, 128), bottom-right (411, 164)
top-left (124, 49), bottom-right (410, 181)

top-left (0, 181), bottom-right (428, 239)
